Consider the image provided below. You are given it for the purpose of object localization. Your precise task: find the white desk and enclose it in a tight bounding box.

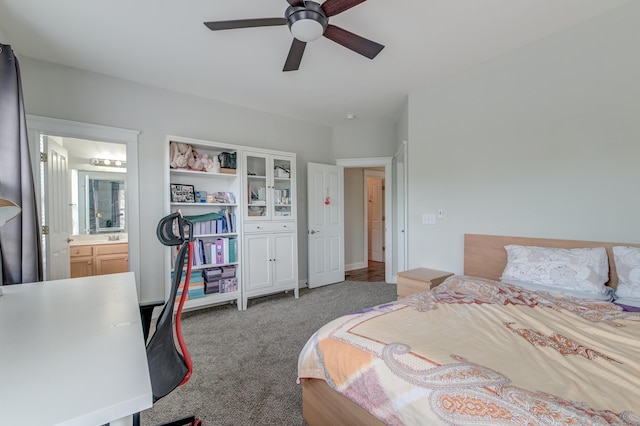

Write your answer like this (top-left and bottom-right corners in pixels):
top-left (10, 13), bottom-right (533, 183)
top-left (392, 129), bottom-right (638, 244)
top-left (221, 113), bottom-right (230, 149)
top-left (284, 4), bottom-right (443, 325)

top-left (0, 272), bottom-right (152, 426)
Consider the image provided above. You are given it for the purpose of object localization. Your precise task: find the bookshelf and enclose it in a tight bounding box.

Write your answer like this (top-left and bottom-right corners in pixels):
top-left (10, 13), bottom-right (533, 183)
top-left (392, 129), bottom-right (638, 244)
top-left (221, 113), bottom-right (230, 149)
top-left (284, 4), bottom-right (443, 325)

top-left (165, 136), bottom-right (243, 310)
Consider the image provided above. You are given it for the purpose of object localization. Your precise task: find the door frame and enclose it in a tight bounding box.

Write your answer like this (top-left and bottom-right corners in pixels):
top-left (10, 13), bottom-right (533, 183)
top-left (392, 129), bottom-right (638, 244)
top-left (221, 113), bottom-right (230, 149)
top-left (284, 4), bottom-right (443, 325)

top-left (363, 170), bottom-right (385, 264)
top-left (394, 141), bottom-right (408, 274)
top-left (336, 157), bottom-right (393, 283)
top-left (26, 116), bottom-right (141, 293)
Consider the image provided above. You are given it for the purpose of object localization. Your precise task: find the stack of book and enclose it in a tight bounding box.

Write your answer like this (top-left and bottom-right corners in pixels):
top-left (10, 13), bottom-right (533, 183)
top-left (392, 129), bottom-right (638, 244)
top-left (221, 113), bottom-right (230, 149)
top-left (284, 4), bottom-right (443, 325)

top-left (171, 269), bottom-right (205, 300)
top-left (202, 265), bottom-right (237, 294)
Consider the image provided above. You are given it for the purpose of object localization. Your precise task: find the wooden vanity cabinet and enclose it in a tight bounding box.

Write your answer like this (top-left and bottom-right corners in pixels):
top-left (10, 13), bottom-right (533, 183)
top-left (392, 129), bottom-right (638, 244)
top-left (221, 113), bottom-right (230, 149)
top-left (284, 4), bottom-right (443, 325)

top-left (70, 243), bottom-right (128, 278)
top-left (70, 246), bottom-right (94, 278)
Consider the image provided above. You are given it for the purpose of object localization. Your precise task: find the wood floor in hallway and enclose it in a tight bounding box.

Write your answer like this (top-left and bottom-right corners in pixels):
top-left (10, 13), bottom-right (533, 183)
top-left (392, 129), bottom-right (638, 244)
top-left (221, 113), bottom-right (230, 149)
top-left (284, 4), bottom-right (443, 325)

top-left (345, 261), bottom-right (385, 282)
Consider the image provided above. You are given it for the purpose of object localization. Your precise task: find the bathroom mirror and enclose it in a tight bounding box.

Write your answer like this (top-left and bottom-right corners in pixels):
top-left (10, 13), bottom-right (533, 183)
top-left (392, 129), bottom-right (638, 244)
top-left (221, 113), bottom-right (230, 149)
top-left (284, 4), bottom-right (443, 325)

top-left (75, 170), bottom-right (126, 234)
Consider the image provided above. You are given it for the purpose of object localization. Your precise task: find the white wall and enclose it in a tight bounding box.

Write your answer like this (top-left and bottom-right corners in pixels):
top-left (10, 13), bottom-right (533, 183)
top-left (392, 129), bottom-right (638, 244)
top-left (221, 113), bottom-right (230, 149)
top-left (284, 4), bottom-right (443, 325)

top-left (18, 56), bottom-right (334, 302)
top-left (407, 2), bottom-right (640, 275)
top-left (333, 118), bottom-right (397, 158)
top-left (0, 23), bottom-right (7, 44)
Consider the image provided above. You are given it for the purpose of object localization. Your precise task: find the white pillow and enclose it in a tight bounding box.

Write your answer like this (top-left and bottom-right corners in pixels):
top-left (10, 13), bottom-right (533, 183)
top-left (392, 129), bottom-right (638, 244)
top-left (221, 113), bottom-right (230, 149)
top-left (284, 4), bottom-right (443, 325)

top-left (500, 245), bottom-right (609, 296)
top-left (501, 279), bottom-right (615, 301)
top-left (613, 246), bottom-right (640, 300)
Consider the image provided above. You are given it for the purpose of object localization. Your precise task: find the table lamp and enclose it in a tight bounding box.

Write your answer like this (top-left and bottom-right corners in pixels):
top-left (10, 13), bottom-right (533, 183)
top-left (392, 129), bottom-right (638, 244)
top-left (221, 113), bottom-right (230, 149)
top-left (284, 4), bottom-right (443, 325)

top-left (0, 198), bottom-right (21, 226)
top-left (0, 198), bottom-right (21, 293)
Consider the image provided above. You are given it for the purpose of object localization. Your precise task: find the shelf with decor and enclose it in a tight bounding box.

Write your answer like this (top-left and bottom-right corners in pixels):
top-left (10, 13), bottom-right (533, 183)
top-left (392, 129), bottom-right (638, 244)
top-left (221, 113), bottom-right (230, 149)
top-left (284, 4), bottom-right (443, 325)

top-left (165, 135), bottom-right (243, 310)
top-left (244, 151), bottom-right (295, 220)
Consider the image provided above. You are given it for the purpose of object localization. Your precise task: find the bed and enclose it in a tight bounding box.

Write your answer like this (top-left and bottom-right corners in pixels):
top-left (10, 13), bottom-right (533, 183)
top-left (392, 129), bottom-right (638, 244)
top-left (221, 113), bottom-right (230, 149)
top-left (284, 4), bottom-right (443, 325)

top-left (298, 234), bottom-right (640, 425)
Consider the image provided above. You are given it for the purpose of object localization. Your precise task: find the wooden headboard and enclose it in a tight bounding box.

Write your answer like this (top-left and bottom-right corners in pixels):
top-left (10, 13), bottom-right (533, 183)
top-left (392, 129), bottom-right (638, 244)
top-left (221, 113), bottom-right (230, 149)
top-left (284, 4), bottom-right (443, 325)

top-left (464, 234), bottom-right (640, 289)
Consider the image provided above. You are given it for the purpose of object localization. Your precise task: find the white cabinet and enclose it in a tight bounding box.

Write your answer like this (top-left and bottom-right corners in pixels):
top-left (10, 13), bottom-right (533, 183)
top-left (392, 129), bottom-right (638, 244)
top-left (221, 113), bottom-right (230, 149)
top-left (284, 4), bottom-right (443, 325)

top-left (242, 148), bottom-right (298, 307)
top-left (165, 136), bottom-right (242, 310)
top-left (243, 229), bottom-right (298, 308)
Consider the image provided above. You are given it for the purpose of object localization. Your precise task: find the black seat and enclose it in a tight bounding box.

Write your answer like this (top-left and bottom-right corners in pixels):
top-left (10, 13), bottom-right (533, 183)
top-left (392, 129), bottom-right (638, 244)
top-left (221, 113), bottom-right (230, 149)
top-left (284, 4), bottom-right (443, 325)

top-left (134, 212), bottom-right (201, 426)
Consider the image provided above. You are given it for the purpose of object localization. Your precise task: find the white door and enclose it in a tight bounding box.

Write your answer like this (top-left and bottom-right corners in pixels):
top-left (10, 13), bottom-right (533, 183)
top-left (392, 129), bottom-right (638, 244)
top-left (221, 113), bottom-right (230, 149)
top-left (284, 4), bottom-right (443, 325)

top-left (367, 177), bottom-right (384, 262)
top-left (44, 136), bottom-right (71, 280)
top-left (307, 162), bottom-right (344, 288)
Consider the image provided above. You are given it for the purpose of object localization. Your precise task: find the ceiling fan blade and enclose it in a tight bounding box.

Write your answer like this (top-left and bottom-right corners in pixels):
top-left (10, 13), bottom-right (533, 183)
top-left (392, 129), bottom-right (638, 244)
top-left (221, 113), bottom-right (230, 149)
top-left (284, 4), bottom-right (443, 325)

top-left (321, 0), bottom-right (366, 17)
top-left (204, 18), bottom-right (286, 31)
top-left (323, 25), bottom-right (384, 59)
top-left (286, 0), bottom-right (305, 6)
top-left (283, 38), bottom-right (307, 72)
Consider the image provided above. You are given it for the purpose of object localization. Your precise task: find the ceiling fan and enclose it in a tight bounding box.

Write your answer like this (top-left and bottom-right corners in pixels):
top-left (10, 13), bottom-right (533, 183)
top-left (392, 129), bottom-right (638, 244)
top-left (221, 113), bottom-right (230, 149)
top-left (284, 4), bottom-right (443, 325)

top-left (204, 0), bottom-right (384, 72)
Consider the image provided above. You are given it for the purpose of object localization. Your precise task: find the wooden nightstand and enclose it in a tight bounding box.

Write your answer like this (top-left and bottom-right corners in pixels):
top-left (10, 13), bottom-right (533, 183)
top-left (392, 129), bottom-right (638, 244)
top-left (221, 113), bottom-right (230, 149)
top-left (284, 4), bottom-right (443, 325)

top-left (397, 268), bottom-right (454, 299)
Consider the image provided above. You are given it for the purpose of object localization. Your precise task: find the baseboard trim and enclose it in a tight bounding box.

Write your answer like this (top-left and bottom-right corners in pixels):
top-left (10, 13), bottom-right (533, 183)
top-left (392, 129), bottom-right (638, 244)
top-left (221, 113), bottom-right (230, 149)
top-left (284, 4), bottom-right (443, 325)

top-left (346, 262), bottom-right (367, 271)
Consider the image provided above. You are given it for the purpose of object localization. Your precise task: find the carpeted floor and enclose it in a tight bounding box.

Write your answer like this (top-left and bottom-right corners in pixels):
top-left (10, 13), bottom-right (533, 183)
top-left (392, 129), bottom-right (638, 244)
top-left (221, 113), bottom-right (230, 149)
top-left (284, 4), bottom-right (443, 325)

top-left (141, 280), bottom-right (397, 425)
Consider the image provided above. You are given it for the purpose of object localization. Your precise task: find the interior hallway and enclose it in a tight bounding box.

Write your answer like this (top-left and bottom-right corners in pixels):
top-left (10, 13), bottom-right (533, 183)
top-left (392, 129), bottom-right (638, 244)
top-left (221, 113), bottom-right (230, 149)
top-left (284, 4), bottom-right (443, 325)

top-left (345, 261), bottom-right (385, 283)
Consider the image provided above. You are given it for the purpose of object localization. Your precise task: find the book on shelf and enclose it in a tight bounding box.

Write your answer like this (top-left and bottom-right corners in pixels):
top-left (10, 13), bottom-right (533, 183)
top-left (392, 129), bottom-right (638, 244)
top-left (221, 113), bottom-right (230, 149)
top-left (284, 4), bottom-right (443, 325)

top-left (228, 238), bottom-right (237, 263)
top-left (214, 238), bottom-right (230, 264)
top-left (184, 209), bottom-right (235, 236)
top-left (174, 237), bottom-right (237, 268)
top-left (214, 238), bottom-right (224, 264)
top-left (176, 282), bottom-right (205, 300)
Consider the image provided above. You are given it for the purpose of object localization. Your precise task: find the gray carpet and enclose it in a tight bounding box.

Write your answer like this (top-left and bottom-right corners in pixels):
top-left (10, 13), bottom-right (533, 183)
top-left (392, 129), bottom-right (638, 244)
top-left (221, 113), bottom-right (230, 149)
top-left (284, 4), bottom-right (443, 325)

top-left (141, 280), bottom-right (397, 425)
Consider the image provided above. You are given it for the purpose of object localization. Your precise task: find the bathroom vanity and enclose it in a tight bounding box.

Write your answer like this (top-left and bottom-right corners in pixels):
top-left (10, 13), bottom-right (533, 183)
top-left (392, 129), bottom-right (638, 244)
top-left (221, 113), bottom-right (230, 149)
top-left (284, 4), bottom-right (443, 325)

top-left (69, 235), bottom-right (128, 278)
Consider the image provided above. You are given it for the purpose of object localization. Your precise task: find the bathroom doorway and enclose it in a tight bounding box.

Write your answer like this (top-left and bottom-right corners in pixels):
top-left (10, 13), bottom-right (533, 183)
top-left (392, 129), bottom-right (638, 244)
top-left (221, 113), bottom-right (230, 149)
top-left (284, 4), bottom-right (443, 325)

top-left (26, 116), bottom-right (140, 283)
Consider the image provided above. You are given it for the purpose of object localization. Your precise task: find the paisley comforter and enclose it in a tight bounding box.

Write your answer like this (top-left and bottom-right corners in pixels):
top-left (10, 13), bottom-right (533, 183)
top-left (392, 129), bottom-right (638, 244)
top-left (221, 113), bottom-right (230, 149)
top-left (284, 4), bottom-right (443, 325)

top-left (298, 276), bottom-right (640, 425)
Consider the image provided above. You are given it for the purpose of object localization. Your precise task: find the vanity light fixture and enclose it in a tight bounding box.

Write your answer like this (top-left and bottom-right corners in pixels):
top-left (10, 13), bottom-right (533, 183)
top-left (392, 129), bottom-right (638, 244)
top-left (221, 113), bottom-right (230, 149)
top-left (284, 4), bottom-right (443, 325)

top-left (91, 158), bottom-right (126, 168)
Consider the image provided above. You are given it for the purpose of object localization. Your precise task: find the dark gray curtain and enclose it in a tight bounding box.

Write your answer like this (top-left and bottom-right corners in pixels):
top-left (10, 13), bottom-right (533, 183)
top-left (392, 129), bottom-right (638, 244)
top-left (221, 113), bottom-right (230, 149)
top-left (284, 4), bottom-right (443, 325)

top-left (0, 44), bottom-right (43, 284)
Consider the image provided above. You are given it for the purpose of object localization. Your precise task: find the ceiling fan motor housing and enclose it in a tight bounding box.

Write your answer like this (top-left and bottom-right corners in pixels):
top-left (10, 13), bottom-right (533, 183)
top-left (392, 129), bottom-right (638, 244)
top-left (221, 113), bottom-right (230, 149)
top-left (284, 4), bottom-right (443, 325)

top-left (285, 1), bottom-right (328, 42)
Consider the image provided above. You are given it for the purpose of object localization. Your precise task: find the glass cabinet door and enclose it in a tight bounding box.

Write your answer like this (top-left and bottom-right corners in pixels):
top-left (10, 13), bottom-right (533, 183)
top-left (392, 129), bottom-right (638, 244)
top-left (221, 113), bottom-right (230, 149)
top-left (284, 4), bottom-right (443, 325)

top-left (272, 156), bottom-right (292, 218)
top-left (245, 154), bottom-right (268, 218)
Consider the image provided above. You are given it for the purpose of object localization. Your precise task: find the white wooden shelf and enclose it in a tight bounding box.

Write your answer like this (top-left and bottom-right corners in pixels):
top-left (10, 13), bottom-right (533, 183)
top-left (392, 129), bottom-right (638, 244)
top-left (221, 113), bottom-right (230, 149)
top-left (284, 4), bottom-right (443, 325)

top-left (170, 168), bottom-right (237, 178)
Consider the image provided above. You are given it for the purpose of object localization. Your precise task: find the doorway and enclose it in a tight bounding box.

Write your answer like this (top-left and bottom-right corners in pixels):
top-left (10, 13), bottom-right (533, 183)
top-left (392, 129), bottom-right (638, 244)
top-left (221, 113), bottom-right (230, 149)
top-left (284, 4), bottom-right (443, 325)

top-left (336, 157), bottom-right (394, 283)
top-left (26, 116), bottom-right (141, 288)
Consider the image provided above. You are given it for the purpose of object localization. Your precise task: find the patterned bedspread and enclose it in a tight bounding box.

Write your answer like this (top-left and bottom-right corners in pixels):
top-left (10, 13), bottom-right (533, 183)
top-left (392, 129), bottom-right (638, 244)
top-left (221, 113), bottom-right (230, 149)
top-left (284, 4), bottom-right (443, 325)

top-left (298, 276), bottom-right (640, 425)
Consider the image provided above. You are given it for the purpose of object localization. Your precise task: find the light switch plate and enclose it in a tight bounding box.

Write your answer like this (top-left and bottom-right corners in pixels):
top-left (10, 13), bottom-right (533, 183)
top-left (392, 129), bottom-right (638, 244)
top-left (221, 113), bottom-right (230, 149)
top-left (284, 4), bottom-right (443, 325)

top-left (422, 213), bottom-right (436, 225)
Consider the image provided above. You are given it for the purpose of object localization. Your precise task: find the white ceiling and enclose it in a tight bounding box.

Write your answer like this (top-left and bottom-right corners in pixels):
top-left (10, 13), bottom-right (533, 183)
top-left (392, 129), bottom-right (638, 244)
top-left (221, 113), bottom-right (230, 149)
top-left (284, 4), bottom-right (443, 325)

top-left (0, 0), bottom-right (630, 126)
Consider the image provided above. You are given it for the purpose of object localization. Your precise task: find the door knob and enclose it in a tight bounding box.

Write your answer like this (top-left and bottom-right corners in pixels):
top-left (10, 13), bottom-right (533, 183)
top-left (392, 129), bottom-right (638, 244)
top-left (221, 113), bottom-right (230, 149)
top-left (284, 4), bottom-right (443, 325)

top-left (309, 230), bottom-right (319, 235)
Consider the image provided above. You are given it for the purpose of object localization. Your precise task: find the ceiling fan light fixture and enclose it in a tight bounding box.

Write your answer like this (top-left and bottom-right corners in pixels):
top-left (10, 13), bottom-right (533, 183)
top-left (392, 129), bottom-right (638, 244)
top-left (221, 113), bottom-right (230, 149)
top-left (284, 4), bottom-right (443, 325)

top-left (290, 19), bottom-right (325, 42)
top-left (286, 2), bottom-right (328, 42)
